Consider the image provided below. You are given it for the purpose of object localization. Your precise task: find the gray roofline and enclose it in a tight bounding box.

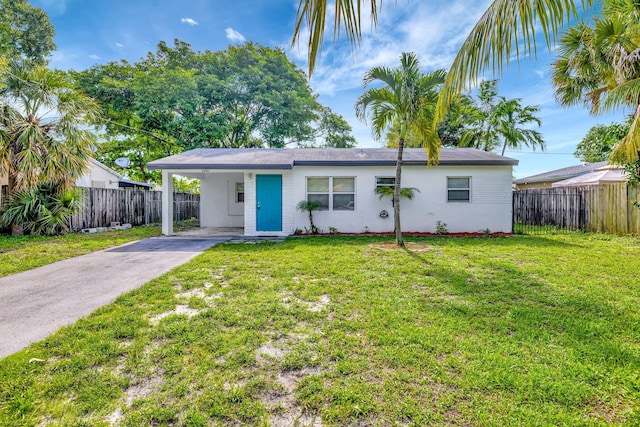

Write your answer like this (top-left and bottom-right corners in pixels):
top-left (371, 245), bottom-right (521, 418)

top-left (147, 163), bottom-right (293, 171)
top-left (149, 159), bottom-right (517, 170)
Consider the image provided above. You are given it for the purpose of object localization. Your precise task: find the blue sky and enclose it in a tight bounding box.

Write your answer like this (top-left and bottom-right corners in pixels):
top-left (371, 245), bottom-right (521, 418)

top-left (34, 0), bottom-right (625, 179)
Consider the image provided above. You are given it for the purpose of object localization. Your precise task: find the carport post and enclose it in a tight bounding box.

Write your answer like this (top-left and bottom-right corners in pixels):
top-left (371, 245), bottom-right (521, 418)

top-left (162, 171), bottom-right (174, 235)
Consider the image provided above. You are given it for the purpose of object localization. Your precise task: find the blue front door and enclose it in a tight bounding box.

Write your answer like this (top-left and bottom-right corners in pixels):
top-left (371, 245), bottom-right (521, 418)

top-left (256, 174), bottom-right (282, 232)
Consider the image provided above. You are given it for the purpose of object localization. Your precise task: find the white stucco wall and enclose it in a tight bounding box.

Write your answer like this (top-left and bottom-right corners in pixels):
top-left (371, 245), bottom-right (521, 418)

top-left (173, 164), bottom-right (513, 236)
top-left (200, 172), bottom-right (245, 228)
top-left (291, 165), bottom-right (514, 234)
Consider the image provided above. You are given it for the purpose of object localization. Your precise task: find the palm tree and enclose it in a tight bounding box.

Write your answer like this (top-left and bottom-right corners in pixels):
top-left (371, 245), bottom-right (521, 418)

top-left (458, 80), bottom-right (502, 151)
top-left (296, 199), bottom-right (324, 234)
top-left (355, 53), bottom-right (445, 246)
top-left (458, 80), bottom-right (544, 155)
top-left (293, 0), bottom-right (596, 160)
top-left (495, 99), bottom-right (545, 155)
top-left (0, 62), bottom-right (98, 192)
top-left (552, 0), bottom-right (640, 164)
top-left (0, 61), bottom-right (99, 234)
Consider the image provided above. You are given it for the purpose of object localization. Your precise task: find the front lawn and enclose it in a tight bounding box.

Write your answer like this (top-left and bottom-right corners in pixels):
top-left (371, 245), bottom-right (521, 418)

top-left (0, 226), bottom-right (161, 278)
top-left (1, 233), bottom-right (639, 426)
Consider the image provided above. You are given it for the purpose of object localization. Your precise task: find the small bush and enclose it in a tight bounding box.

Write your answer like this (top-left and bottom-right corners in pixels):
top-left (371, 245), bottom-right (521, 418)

top-left (0, 184), bottom-right (84, 236)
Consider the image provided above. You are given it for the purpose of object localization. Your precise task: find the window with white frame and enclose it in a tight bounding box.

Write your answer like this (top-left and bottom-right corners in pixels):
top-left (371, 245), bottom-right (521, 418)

top-left (235, 182), bottom-right (245, 203)
top-left (447, 177), bottom-right (470, 202)
top-left (306, 177), bottom-right (355, 211)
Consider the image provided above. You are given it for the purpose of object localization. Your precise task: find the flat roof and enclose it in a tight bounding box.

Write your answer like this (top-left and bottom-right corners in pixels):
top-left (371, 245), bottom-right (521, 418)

top-left (148, 148), bottom-right (518, 170)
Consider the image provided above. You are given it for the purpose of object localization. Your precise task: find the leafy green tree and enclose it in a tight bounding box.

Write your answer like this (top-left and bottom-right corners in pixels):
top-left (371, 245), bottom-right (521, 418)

top-left (0, 62), bottom-right (98, 234)
top-left (356, 53), bottom-right (445, 246)
top-left (299, 106), bottom-right (357, 148)
top-left (75, 41), bottom-right (353, 181)
top-left (575, 122), bottom-right (631, 162)
top-left (553, 0), bottom-right (640, 164)
top-left (0, 0), bottom-right (55, 64)
top-left (292, 0), bottom-right (596, 156)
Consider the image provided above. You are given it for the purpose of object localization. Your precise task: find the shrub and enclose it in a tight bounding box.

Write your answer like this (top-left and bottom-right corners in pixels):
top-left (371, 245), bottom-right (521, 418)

top-left (0, 184), bottom-right (84, 235)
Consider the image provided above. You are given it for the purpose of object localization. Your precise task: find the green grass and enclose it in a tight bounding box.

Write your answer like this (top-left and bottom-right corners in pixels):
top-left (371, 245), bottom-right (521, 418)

top-left (1, 233), bottom-right (639, 426)
top-left (0, 226), bottom-right (161, 278)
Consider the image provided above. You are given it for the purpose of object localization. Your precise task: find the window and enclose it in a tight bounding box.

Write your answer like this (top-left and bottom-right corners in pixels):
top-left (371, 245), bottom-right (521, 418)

top-left (306, 177), bottom-right (355, 211)
top-left (376, 177), bottom-right (395, 190)
top-left (447, 177), bottom-right (470, 202)
top-left (235, 182), bottom-right (245, 203)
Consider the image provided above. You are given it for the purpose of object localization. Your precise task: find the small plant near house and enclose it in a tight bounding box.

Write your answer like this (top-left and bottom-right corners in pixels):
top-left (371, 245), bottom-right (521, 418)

top-left (481, 228), bottom-right (491, 237)
top-left (435, 221), bottom-right (448, 235)
top-left (296, 200), bottom-right (324, 234)
top-left (374, 186), bottom-right (420, 206)
top-left (328, 226), bottom-right (338, 234)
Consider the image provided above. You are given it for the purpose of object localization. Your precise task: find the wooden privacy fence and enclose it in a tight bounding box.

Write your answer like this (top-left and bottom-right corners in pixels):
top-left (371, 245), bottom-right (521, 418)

top-left (513, 183), bottom-right (640, 235)
top-left (69, 188), bottom-right (199, 231)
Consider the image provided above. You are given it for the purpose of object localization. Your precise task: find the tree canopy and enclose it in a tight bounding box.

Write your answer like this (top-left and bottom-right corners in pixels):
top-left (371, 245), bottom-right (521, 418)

top-left (74, 40), bottom-right (354, 182)
top-left (575, 122), bottom-right (631, 163)
top-left (0, 0), bottom-right (55, 64)
top-left (553, 0), bottom-right (640, 163)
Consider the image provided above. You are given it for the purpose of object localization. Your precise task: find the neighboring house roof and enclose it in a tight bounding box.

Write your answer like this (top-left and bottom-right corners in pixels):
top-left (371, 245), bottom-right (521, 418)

top-left (89, 158), bottom-right (154, 189)
top-left (552, 165), bottom-right (627, 187)
top-left (89, 157), bottom-right (122, 180)
top-left (147, 148), bottom-right (518, 170)
top-left (119, 177), bottom-right (154, 189)
top-left (514, 161), bottom-right (607, 185)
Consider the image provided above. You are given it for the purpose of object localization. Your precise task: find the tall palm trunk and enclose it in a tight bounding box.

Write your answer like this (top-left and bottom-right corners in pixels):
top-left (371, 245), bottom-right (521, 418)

top-left (394, 137), bottom-right (404, 247)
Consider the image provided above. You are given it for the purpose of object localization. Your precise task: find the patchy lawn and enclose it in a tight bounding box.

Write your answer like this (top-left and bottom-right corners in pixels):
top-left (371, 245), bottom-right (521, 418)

top-left (0, 227), bottom-right (161, 278)
top-left (1, 233), bottom-right (639, 426)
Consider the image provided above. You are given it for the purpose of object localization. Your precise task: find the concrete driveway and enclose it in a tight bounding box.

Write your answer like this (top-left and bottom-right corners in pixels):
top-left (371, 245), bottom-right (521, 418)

top-left (0, 237), bottom-right (226, 359)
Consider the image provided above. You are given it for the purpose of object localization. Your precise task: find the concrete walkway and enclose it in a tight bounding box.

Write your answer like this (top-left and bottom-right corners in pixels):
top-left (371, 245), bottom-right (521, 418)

top-left (0, 237), bottom-right (226, 359)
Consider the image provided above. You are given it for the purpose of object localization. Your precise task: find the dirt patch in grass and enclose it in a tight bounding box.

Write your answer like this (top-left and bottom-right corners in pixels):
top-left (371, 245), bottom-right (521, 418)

top-left (369, 242), bottom-right (435, 252)
top-left (149, 305), bottom-right (202, 324)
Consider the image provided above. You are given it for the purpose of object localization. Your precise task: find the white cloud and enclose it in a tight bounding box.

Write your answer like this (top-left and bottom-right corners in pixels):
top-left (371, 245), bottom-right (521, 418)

top-left (181, 18), bottom-right (199, 26)
top-left (115, 42), bottom-right (124, 48)
top-left (89, 54), bottom-right (102, 60)
top-left (225, 27), bottom-right (246, 43)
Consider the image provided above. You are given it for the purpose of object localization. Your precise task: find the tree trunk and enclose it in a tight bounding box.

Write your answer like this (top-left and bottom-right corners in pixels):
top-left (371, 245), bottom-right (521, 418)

top-left (7, 172), bottom-right (23, 236)
top-left (501, 140), bottom-right (507, 156)
top-left (308, 210), bottom-right (316, 233)
top-left (394, 137), bottom-right (404, 247)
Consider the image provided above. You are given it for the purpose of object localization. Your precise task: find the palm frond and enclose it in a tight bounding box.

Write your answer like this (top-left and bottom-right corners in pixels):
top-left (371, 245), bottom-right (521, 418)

top-left (292, 0), bottom-right (380, 75)
top-left (436, 0), bottom-right (594, 127)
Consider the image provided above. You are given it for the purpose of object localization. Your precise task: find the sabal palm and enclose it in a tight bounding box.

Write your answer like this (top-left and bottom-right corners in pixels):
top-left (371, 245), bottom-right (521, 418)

top-left (553, 0), bottom-right (640, 163)
top-left (0, 62), bottom-right (99, 193)
top-left (355, 52), bottom-right (445, 245)
top-left (293, 0), bottom-right (596, 160)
